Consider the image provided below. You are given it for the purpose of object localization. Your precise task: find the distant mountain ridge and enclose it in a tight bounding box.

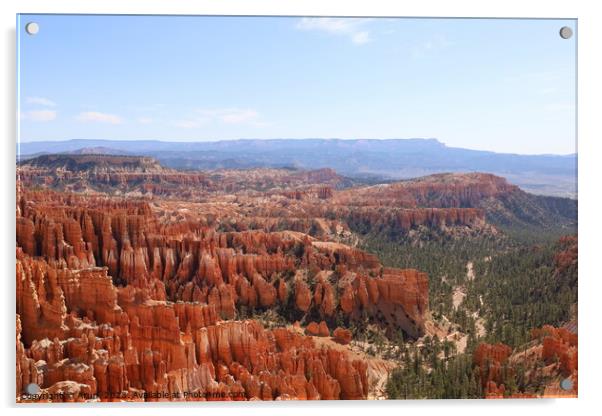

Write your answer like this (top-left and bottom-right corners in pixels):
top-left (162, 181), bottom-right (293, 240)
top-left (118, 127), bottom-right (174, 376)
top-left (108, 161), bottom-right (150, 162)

top-left (19, 154), bottom-right (162, 172)
top-left (67, 146), bottom-right (132, 156)
top-left (18, 139), bottom-right (577, 198)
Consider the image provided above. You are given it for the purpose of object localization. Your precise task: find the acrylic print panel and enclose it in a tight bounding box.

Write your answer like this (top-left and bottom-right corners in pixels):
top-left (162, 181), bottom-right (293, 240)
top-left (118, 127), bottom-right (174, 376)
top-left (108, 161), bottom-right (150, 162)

top-left (16, 14), bottom-right (577, 402)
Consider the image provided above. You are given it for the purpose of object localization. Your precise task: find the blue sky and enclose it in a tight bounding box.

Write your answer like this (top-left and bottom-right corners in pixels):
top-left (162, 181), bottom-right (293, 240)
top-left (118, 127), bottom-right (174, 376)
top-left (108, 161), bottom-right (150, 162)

top-left (17, 15), bottom-right (576, 154)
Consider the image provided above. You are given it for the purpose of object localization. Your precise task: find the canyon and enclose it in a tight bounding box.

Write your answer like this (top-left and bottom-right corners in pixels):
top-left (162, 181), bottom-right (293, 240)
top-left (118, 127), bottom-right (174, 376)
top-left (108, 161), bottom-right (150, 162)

top-left (16, 154), bottom-right (577, 401)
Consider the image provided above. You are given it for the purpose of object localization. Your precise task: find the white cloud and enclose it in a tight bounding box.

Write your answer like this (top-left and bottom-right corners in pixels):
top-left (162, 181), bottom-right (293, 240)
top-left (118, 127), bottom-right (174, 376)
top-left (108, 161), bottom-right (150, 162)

top-left (175, 108), bottom-right (268, 128)
top-left (26, 96), bottom-right (56, 107)
top-left (137, 117), bottom-right (153, 124)
top-left (77, 111), bottom-right (123, 124)
top-left (20, 110), bottom-right (57, 122)
top-left (296, 18), bottom-right (373, 45)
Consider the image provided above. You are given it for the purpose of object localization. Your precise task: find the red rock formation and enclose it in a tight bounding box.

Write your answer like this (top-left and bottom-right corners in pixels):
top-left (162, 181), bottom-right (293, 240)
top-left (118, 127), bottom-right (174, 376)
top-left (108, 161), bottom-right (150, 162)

top-left (18, 156), bottom-right (577, 402)
top-left (374, 269), bottom-right (429, 337)
top-left (477, 326), bottom-right (579, 399)
top-left (305, 322), bottom-right (321, 336)
top-left (16, 189), bottom-right (430, 341)
top-left (277, 279), bottom-right (288, 303)
top-left (305, 321), bottom-right (330, 337)
top-left (294, 280), bottom-right (312, 313)
top-left (340, 172), bottom-right (517, 209)
top-left (333, 328), bottom-right (352, 345)
top-left (473, 343), bottom-right (512, 390)
top-left (318, 321), bottom-right (330, 337)
top-left (554, 235), bottom-right (578, 273)
top-left (16, 170), bottom-right (446, 402)
top-left (317, 186), bottom-right (334, 199)
top-left (16, 315), bottom-right (44, 397)
top-left (16, 249), bottom-right (369, 402)
top-left (533, 325), bottom-right (578, 377)
top-left (473, 343), bottom-right (512, 368)
top-left (343, 207), bottom-right (485, 234)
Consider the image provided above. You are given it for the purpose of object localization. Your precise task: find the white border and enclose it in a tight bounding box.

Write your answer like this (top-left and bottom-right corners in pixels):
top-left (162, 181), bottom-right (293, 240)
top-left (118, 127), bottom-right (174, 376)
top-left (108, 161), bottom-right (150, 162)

top-left (2, 1), bottom-right (601, 416)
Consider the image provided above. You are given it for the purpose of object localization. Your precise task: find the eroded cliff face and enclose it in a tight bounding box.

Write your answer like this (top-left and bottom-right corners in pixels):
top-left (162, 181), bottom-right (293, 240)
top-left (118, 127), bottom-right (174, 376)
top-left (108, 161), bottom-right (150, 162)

top-left (18, 156), bottom-right (348, 200)
top-left (16, 187), bottom-right (430, 401)
top-left (19, 158), bottom-right (499, 242)
top-left (473, 343), bottom-right (512, 394)
top-left (17, 189), bottom-right (430, 337)
top-left (473, 324), bottom-right (578, 399)
top-left (534, 325), bottom-right (578, 396)
top-left (16, 249), bottom-right (369, 402)
top-left (18, 160), bottom-right (532, 402)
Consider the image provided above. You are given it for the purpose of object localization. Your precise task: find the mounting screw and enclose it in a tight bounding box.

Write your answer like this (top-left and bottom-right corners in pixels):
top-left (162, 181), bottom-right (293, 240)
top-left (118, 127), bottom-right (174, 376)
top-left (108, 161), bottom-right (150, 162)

top-left (560, 378), bottom-right (573, 390)
top-left (559, 26), bottom-right (573, 39)
top-left (25, 383), bottom-right (41, 395)
top-left (25, 22), bottom-right (39, 35)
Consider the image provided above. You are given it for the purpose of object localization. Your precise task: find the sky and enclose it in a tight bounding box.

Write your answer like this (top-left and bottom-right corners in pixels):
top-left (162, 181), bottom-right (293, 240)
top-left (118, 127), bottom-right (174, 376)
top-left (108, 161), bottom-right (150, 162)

top-left (17, 15), bottom-right (576, 154)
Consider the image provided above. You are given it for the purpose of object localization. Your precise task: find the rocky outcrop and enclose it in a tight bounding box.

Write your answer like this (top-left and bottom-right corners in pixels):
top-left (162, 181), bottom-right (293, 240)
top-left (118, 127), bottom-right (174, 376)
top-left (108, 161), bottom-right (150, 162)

top-left (344, 207), bottom-right (485, 234)
top-left (15, 250), bottom-right (369, 402)
top-left (294, 280), bottom-right (312, 313)
top-left (16, 315), bottom-right (44, 397)
top-left (533, 325), bottom-right (578, 377)
top-left (17, 157), bottom-right (578, 402)
top-left (333, 328), bottom-right (352, 345)
top-left (473, 343), bottom-right (512, 392)
top-left (17, 190), bottom-right (430, 340)
top-left (340, 172), bottom-right (517, 209)
top-left (333, 269), bottom-right (429, 338)
top-left (474, 326), bottom-right (579, 399)
top-left (18, 155), bottom-right (213, 198)
top-left (18, 157), bottom-right (350, 200)
top-left (554, 236), bottom-right (578, 274)
top-left (305, 321), bottom-right (330, 337)
top-left (16, 166), bottom-right (448, 402)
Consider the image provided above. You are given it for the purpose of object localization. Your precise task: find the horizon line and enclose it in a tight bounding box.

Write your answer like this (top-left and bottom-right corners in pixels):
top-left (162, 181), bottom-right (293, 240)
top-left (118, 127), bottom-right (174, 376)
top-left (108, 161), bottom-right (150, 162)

top-left (17, 137), bottom-right (577, 157)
